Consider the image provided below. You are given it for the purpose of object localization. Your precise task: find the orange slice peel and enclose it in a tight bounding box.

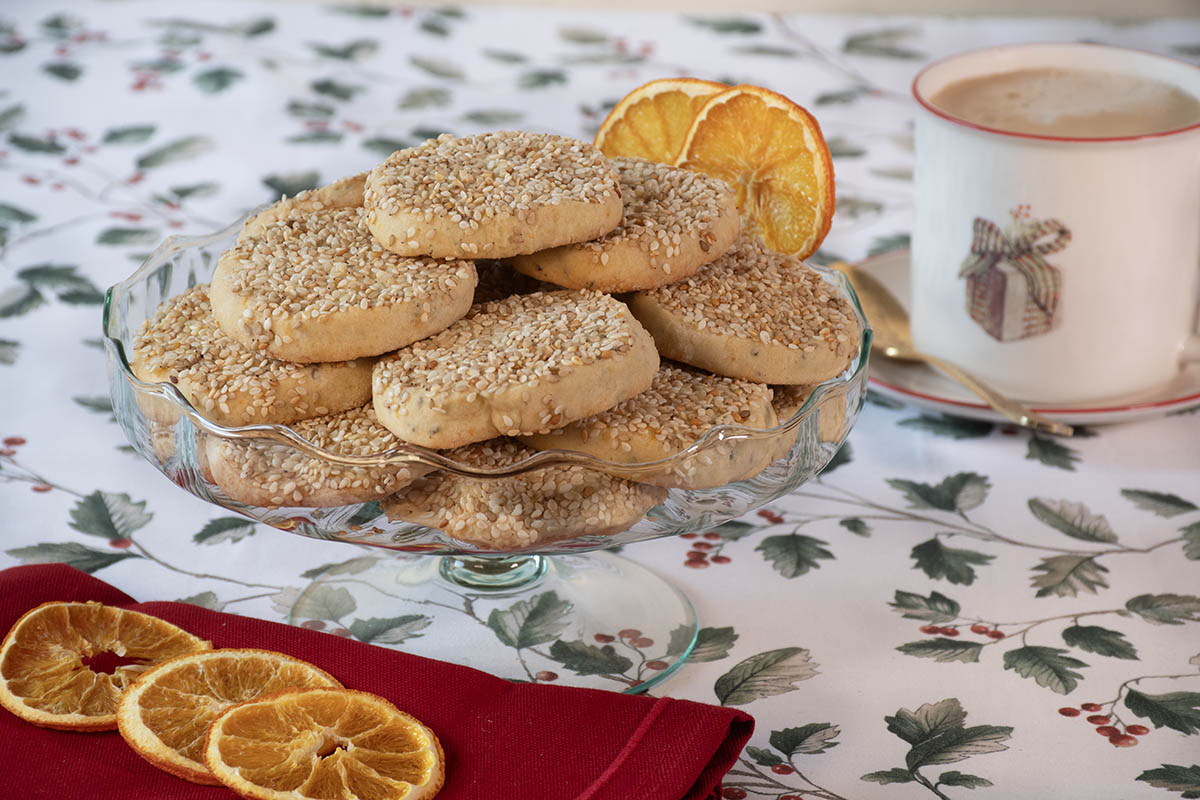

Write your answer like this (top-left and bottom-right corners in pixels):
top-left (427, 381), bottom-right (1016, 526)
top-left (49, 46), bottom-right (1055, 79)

top-left (0, 601), bottom-right (211, 731)
top-left (594, 77), bottom-right (727, 164)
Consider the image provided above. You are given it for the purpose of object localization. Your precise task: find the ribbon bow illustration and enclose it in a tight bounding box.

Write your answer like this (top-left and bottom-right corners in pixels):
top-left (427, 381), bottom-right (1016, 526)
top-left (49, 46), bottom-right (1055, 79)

top-left (958, 217), bottom-right (1071, 314)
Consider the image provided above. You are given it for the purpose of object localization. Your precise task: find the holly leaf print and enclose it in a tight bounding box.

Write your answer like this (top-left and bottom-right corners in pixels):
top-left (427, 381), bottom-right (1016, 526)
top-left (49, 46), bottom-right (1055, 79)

top-left (888, 472), bottom-right (989, 512)
top-left (177, 591), bottom-right (222, 611)
top-left (890, 590), bottom-right (960, 623)
top-left (311, 78), bottom-right (363, 101)
top-left (348, 614), bottom-right (431, 645)
top-left (770, 723), bottom-right (840, 755)
top-left (1027, 435), bottom-right (1080, 470)
top-left (409, 55), bottom-right (464, 80)
top-left (310, 39), bottom-right (378, 61)
top-left (558, 26), bottom-right (608, 44)
top-left (263, 171), bottom-right (320, 198)
top-left (714, 647), bottom-right (817, 706)
top-left (1126, 594), bottom-right (1200, 625)
top-left (96, 228), bottom-right (160, 247)
top-left (193, 517), bottom-right (256, 545)
top-left (1061, 624), bottom-right (1137, 660)
top-left (1029, 498), bottom-right (1118, 543)
top-left (939, 771), bottom-right (994, 788)
top-left (43, 61), bottom-right (82, 81)
top-left (1182, 522), bottom-right (1200, 560)
top-left (756, 534), bottom-right (834, 578)
top-left (886, 698), bottom-right (967, 744)
top-left (686, 17), bottom-right (763, 34)
top-left (193, 67), bottom-right (242, 93)
top-left (5, 542), bottom-right (138, 573)
top-left (669, 625), bottom-right (737, 662)
top-left (1122, 489), bottom-right (1198, 518)
top-left (136, 136), bottom-right (214, 169)
top-left (906, 724), bottom-right (1012, 770)
top-left (911, 538), bottom-right (994, 585)
top-left (0, 284), bottom-right (45, 318)
top-left (1030, 554), bottom-right (1109, 598)
top-left (518, 69), bottom-right (567, 89)
top-left (17, 264), bottom-right (103, 304)
top-left (398, 87), bottom-right (451, 109)
top-left (286, 100), bottom-right (334, 119)
top-left (896, 639), bottom-right (983, 664)
top-left (1003, 645), bottom-right (1086, 694)
top-left (362, 137), bottom-right (409, 157)
top-left (844, 27), bottom-right (924, 60)
top-left (1125, 690), bottom-right (1200, 735)
top-left (745, 746), bottom-right (783, 767)
top-left (862, 768), bottom-right (916, 784)
top-left (840, 517), bottom-right (870, 536)
top-left (1137, 764), bottom-right (1200, 798)
top-left (8, 132), bottom-right (66, 154)
top-left (899, 415), bottom-right (994, 440)
top-left (547, 640), bottom-right (632, 675)
top-left (0, 338), bottom-right (19, 365)
top-left (486, 591), bottom-right (571, 649)
top-left (68, 491), bottom-right (152, 541)
top-left (300, 556), bottom-right (378, 579)
top-left (708, 520), bottom-right (756, 540)
top-left (291, 585), bottom-right (355, 622)
top-left (102, 124), bottom-right (156, 145)
top-left (0, 104), bottom-right (25, 131)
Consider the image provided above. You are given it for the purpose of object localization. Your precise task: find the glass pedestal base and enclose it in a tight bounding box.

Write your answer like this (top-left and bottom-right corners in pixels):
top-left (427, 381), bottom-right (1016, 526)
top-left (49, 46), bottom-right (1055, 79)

top-left (286, 550), bottom-right (697, 694)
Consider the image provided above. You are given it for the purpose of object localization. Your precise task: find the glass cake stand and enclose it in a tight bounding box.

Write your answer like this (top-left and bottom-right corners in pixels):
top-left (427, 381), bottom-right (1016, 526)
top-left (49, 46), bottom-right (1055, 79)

top-left (103, 215), bottom-right (871, 693)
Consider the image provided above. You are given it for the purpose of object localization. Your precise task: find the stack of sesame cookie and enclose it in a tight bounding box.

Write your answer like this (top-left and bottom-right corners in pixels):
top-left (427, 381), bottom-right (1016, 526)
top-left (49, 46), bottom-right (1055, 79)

top-left (132, 129), bottom-right (860, 548)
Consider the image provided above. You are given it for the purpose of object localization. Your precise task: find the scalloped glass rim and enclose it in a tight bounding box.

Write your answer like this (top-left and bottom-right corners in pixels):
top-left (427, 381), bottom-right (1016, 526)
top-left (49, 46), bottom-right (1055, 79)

top-left (102, 210), bottom-right (872, 481)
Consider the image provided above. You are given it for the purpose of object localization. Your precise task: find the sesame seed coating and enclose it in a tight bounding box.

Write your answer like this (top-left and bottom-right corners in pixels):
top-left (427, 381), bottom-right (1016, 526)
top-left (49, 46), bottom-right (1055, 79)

top-left (372, 289), bottom-right (660, 448)
top-left (131, 285), bottom-right (373, 427)
top-left (364, 131), bottom-right (622, 259)
top-left (212, 204), bottom-right (476, 362)
top-left (506, 156), bottom-right (739, 292)
top-left (628, 236), bottom-right (861, 383)
top-left (520, 362), bottom-right (778, 488)
top-left (207, 404), bottom-right (426, 508)
top-left (382, 439), bottom-right (665, 549)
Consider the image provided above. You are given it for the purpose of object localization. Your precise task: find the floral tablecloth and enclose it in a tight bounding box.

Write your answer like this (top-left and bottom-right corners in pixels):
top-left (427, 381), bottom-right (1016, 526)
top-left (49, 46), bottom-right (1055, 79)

top-left (2, 2), bottom-right (1199, 798)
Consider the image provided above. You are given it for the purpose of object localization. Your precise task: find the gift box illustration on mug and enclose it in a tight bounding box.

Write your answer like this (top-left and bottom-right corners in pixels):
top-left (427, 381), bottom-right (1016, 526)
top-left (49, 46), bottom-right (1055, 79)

top-left (958, 205), bottom-right (1071, 342)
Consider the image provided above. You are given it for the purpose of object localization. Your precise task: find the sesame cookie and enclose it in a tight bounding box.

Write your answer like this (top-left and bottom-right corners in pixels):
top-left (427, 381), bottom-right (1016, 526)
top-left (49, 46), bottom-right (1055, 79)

top-left (131, 285), bottom-right (373, 427)
top-left (211, 180), bottom-right (476, 364)
top-left (520, 362), bottom-right (777, 489)
top-left (364, 131), bottom-right (623, 260)
top-left (627, 236), bottom-right (860, 384)
top-left (506, 157), bottom-right (739, 292)
top-left (769, 383), bottom-right (848, 460)
top-left (239, 172), bottom-right (366, 240)
top-left (372, 290), bottom-right (659, 449)
top-left (382, 439), bottom-right (665, 549)
top-left (206, 404), bottom-right (427, 508)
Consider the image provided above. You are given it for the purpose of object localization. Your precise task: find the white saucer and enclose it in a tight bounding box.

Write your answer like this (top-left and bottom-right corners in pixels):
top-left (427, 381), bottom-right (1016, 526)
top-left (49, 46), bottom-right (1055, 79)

top-left (857, 249), bottom-right (1200, 425)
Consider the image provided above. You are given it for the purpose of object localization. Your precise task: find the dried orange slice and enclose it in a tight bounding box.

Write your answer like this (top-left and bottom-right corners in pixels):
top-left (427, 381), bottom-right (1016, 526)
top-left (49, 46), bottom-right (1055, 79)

top-left (205, 687), bottom-right (445, 800)
top-left (0, 601), bottom-right (210, 731)
top-left (117, 648), bottom-right (342, 784)
top-left (594, 77), bottom-right (727, 163)
top-left (676, 84), bottom-right (835, 259)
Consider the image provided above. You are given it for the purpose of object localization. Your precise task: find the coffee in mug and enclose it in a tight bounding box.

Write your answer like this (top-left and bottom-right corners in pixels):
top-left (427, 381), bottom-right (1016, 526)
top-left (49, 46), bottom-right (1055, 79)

top-left (910, 43), bottom-right (1200, 404)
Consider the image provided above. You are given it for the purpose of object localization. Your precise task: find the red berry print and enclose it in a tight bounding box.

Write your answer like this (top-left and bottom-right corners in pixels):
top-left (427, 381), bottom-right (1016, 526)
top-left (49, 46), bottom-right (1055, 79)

top-left (21, 175), bottom-right (40, 185)
top-left (684, 560), bottom-right (710, 569)
top-left (109, 538), bottom-right (132, 549)
top-left (1110, 734), bottom-right (1138, 747)
top-left (1125, 725), bottom-right (1150, 736)
top-left (633, 637), bottom-right (654, 648)
top-left (986, 630), bottom-right (1006, 639)
top-left (1058, 707), bottom-right (1081, 717)
top-left (534, 671), bottom-right (558, 682)
top-left (970, 624), bottom-right (990, 634)
top-left (3, 436), bottom-right (26, 446)
top-left (703, 532), bottom-right (722, 540)
top-left (687, 550), bottom-right (708, 560)
top-left (645, 660), bottom-right (668, 670)
top-left (330, 628), bottom-right (352, 638)
top-left (1086, 715), bottom-right (1110, 725)
top-left (756, 510), bottom-right (774, 518)
top-left (618, 628), bottom-right (641, 639)
top-left (31, 484), bottom-right (53, 492)
top-left (1080, 702), bottom-right (1102, 712)
top-left (781, 796), bottom-right (803, 800)
top-left (63, 156), bottom-right (79, 166)
top-left (680, 532), bottom-right (699, 539)
top-left (0, 448), bottom-right (15, 457)
top-left (692, 542), bottom-right (714, 551)
top-left (299, 620), bottom-right (325, 630)
top-left (771, 764), bottom-right (795, 775)
top-left (920, 625), bottom-right (941, 635)
top-left (721, 788), bottom-right (747, 800)
top-left (940, 627), bottom-right (960, 637)
top-left (711, 555), bottom-right (732, 564)
top-left (594, 633), bottom-right (615, 643)
top-left (1095, 725), bottom-right (1120, 737)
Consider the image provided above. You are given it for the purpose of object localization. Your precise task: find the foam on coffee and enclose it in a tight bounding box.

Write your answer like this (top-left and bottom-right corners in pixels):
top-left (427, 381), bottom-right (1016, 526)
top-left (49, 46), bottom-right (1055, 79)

top-left (928, 67), bottom-right (1200, 138)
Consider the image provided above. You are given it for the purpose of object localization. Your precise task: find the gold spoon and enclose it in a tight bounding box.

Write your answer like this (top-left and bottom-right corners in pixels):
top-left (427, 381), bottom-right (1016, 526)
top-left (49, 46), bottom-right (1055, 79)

top-left (833, 262), bottom-right (1074, 437)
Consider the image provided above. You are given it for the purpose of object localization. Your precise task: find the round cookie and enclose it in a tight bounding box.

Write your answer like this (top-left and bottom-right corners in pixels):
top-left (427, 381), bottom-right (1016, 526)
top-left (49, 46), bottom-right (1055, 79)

top-left (382, 439), bottom-right (665, 549)
top-left (506, 157), bottom-right (740, 292)
top-left (131, 285), bottom-right (373, 427)
top-left (520, 362), bottom-right (778, 489)
top-left (211, 179), bottom-right (476, 364)
top-left (628, 236), bottom-right (861, 384)
top-left (364, 131), bottom-right (622, 259)
top-left (373, 290), bottom-right (659, 449)
top-left (239, 172), bottom-right (366, 240)
top-left (206, 404), bottom-right (427, 508)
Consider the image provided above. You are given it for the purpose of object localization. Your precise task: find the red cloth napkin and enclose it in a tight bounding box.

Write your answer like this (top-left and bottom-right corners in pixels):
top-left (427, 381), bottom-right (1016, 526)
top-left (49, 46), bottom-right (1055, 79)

top-left (0, 564), bottom-right (753, 800)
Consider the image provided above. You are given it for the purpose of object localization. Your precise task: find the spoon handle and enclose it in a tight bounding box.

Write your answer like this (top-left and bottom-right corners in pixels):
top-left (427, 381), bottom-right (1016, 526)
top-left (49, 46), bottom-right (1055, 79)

top-left (921, 353), bottom-right (1075, 436)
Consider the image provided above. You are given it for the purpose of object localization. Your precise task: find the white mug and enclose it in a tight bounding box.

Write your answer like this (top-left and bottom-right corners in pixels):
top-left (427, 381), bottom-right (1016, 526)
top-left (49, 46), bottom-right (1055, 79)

top-left (910, 43), bottom-right (1200, 404)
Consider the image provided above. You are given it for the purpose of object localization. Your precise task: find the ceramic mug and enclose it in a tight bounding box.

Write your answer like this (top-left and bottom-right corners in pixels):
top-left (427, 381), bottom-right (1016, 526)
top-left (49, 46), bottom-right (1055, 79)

top-left (910, 43), bottom-right (1200, 404)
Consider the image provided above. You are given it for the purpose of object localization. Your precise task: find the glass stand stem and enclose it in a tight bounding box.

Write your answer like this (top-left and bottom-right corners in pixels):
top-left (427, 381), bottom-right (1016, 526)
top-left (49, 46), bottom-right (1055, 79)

top-left (438, 554), bottom-right (548, 591)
